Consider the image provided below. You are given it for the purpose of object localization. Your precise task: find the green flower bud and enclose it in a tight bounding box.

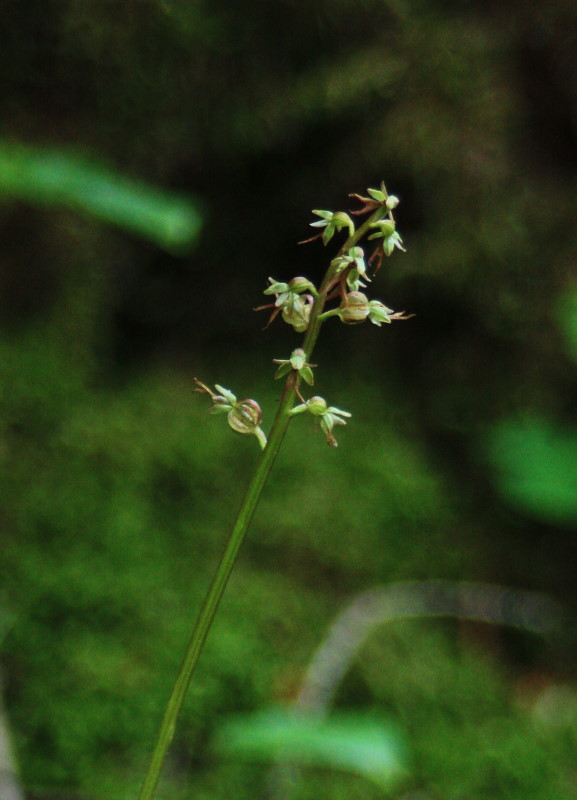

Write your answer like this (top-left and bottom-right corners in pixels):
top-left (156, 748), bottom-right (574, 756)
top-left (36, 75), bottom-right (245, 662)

top-left (289, 394), bottom-right (351, 446)
top-left (385, 195), bottom-right (399, 210)
top-left (307, 396), bottom-right (328, 416)
top-left (273, 349), bottom-right (316, 385)
top-left (289, 348), bottom-right (307, 370)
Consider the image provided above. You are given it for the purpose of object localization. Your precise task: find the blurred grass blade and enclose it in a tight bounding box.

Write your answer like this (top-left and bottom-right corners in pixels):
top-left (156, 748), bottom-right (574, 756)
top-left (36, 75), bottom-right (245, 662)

top-left (213, 708), bottom-right (408, 791)
top-left (0, 141), bottom-right (202, 252)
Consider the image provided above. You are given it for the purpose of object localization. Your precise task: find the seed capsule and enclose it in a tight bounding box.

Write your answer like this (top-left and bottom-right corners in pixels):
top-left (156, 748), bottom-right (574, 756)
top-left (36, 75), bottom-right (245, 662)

top-left (339, 292), bottom-right (370, 324)
top-left (227, 399), bottom-right (262, 435)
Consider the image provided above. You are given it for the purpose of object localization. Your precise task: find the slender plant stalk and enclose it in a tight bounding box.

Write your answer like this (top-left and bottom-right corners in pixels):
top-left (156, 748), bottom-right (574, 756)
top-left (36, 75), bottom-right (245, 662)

top-left (136, 389), bottom-right (293, 800)
top-left (137, 207), bottom-right (385, 800)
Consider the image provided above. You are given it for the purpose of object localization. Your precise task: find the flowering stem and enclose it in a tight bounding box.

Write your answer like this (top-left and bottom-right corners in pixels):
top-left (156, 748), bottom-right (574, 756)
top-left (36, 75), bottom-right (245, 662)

top-left (300, 207), bottom-right (384, 358)
top-left (137, 204), bottom-right (386, 800)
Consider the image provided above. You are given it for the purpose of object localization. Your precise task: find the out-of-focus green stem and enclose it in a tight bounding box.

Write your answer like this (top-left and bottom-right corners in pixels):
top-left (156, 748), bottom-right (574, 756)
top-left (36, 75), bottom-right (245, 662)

top-left (137, 204), bottom-right (386, 800)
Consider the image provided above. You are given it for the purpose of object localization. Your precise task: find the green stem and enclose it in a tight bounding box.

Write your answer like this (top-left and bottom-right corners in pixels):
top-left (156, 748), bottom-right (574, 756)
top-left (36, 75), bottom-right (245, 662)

top-left (137, 204), bottom-right (386, 800)
top-left (137, 382), bottom-right (295, 800)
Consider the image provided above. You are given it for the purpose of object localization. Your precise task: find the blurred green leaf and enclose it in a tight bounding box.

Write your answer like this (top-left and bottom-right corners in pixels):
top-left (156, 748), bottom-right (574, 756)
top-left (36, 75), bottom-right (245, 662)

top-left (486, 416), bottom-right (577, 525)
top-left (0, 141), bottom-right (202, 252)
top-left (213, 708), bottom-right (408, 791)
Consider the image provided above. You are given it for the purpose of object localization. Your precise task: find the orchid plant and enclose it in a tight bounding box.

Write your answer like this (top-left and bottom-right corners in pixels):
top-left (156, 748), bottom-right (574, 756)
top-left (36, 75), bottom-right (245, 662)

top-left (137, 182), bottom-right (411, 799)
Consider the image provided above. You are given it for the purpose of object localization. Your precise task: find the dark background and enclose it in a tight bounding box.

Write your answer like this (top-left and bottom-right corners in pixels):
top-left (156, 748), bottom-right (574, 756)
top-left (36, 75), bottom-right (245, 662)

top-left (2, 2), bottom-right (577, 798)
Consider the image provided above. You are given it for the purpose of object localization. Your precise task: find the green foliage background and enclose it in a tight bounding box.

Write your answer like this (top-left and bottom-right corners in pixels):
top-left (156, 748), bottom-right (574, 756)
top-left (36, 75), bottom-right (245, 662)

top-left (2, 1), bottom-right (577, 798)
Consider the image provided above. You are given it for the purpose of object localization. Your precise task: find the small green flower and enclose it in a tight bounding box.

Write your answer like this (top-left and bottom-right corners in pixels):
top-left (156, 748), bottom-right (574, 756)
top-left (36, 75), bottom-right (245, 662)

top-left (263, 279), bottom-right (292, 306)
top-left (257, 276), bottom-right (315, 331)
top-left (194, 379), bottom-right (267, 449)
top-left (367, 299), bottom-right (395, 326)
top-left (281, 293), bottom-right (312, 333)
top-left (307, 210), bottom-right (355, 245)
top-left (330, 247), bottom-right (370, 292)
top-left (331, 246), bottom-right (366, 274)
top-left (273, 348), bottom-right (316, 386)
top-left (349, 181), bottom-right (399, 216)
top-left (290, 395), bottom-right (351, 447)
top-left (368, 219), bottom-right (405, 256)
